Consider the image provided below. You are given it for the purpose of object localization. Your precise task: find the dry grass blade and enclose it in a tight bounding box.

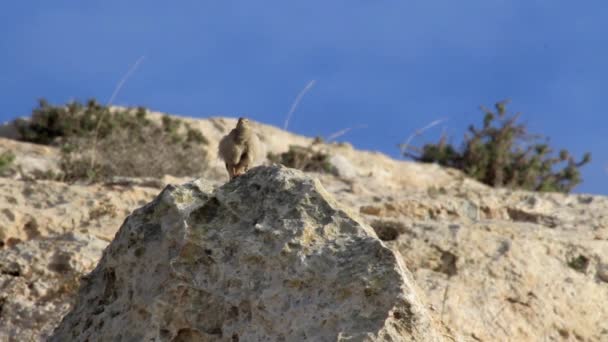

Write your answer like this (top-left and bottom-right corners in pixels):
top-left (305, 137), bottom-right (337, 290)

top-left (326, 124), bottom-right (368, 141)
top-left (398, 118), bottom-right (447, 156)
top-left (106, 56), bottom-right (146, 106)
top-left (90, 56), bottom-right (145, 172)
top-left (283, 80), bottom-right (316, 130)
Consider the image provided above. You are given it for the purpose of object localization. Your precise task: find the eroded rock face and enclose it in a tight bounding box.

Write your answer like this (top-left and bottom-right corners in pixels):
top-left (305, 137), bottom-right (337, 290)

top-left (0, 233), bottom-right (107, 341)
top-left (5, 113), bottom-right (608, 341)
top-left (357, 188), bottom-right (608, 341)
top-left (50, 166), bottom-right (444, 341)
top-left (0, 176), bottom-right (163, 246)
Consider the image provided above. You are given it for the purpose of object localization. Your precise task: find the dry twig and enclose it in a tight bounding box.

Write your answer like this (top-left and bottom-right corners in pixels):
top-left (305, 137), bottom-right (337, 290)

top-left (326, 124), bottom-right (368, 141)
top-left (89, 56), bottom-right (145, 172)
top-left (283, 80), bottom-right (316, 130)
top-left (398, 118), bottom-right (447, 156)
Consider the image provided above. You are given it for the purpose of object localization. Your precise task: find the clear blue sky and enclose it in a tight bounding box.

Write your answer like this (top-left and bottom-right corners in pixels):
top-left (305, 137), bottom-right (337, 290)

top-left (2, 1), bottom-right (607, 194)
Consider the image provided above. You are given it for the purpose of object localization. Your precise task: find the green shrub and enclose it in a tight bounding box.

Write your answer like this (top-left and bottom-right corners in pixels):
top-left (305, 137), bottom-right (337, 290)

top-left (0, 150), bottom-right (16, 175)
top-left (402, 100), bottom-right (591, 193)
top-left (268, 145), bottom-right (337, 175)
top-left (567, 254), bottom-right (590, 273)
top-left (15, 99), bottom-right (209, 182)
top-left (15, 99), bottom-right (156, 145)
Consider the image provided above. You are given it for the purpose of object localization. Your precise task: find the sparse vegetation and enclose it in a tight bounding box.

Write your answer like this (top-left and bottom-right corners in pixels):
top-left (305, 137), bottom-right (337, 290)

top-left (89, 199), bottom-right (118, 220)
top-left (401, 100), bottom-right (591, 193)
top-left (268, 144), bottom-right (337, 175)
top-left (0, 150), bottom-right (16, 175)
top-left (15, 99), bottom-right (209, 182)
top-left (370, 219), bottom-right (405, 241)
top-left (16, 99), bottom-right (136, 145)
top-left (567, 254), bottom-right (590, 273)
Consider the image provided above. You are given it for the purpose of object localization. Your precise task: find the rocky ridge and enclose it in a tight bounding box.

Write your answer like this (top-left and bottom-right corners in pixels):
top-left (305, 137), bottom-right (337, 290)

top-left (0, 112), bottom-right (607, 341)
top-left (50, 166), bottom-right (447, 341)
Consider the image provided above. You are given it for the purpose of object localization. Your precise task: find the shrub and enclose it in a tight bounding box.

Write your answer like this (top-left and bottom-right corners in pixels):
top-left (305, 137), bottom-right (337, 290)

top-left (0, 150), bottom-right (16, 175)
top-left (402, 100), bottom-right (591, 193)
top-left (567, 254), bottom-right (590, 273)
top-left (268, 144), bottom-right (337, 175)
top-left (15, 99), bottom-right (209, 182)
top-left (59, 126), bottom-right (208, 182)
top-left (17, 99), bottom-right (108, 145)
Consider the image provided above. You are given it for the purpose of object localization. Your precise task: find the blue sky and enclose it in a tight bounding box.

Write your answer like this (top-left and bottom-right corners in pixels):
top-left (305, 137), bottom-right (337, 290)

top-left (2, 1), bottom-right (607, 194)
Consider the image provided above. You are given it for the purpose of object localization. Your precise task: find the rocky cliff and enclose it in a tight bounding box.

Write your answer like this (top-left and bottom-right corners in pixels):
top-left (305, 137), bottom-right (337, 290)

top-left (50, 166), bottom-right (446, 341)
top-left (1, 113), bottom-right (607, 341)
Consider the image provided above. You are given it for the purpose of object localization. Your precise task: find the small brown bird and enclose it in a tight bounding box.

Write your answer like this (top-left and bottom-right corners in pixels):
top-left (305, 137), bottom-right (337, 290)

top-left (218, 117), bottom-right (261, 179)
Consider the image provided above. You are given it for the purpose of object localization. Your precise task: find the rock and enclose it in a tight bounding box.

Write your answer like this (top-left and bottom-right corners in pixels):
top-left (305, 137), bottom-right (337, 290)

top-left (382, 190), bottom-right (608, 342)
top-left (50, 166), bottom-right (446, 341)
top-left (360, 205), bottom-right (383, 216)
top-left (0, 177), bottom-right (160, 244)
top-left (329, 154), bottom-right (358, 179)
top-left (597, 263), bottom-right (608, 283)
top-left (104, 176), bottom-right (166, 189)
top-left (3, 112), bottom-right (608, 341)
top-left (0, 233), bottom-right (107, 341)
top-left (0, 137), bottom-right (60, 180)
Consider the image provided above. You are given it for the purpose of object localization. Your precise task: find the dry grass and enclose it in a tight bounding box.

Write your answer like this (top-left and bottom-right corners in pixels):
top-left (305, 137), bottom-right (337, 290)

top-left (90, 56), bottom-right (146, 171)
top-left (60, 122), bottom-right (209, 182)
top-left (268, 144), bottom-right (337, 175)
top-left (283, 80), bottom-right (316, 130)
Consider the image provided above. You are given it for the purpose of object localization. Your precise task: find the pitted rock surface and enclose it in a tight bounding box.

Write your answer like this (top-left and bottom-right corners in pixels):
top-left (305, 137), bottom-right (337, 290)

top-left (50, 166), bottom-right (444, 341)
top-left (0, 233), bottom-right (107, 341)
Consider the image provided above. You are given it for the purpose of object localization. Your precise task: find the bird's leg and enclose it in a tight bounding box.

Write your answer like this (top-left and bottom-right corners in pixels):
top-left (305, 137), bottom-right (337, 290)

top-left (226, 163), bottom-right (235, 180)
top-left (231, 166), bottom-right (237, 179)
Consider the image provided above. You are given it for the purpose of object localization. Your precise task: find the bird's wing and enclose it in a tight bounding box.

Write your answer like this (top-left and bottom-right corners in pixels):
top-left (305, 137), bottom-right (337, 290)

top-left (247, 134), bottom-right (263, 165)
top-left (235, 134), bottom-right (260, 167)
top-left (218, 130), bottom-right (243, 164)
top-left (218, 132), bottom-right (234, 161)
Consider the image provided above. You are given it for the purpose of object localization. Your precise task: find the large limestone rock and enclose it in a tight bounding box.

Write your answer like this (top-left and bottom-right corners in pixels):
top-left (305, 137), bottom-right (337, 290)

top-left (357, 187), bottom-right (608, 341)
top-left (50, 166), bottom-right (446, 341)
top-left (0, 137), bottom-right (59, 180)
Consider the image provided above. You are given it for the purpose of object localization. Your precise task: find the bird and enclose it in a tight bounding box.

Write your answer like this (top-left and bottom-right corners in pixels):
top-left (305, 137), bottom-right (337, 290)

top-left (218, 117), bottom-right (261, 180)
